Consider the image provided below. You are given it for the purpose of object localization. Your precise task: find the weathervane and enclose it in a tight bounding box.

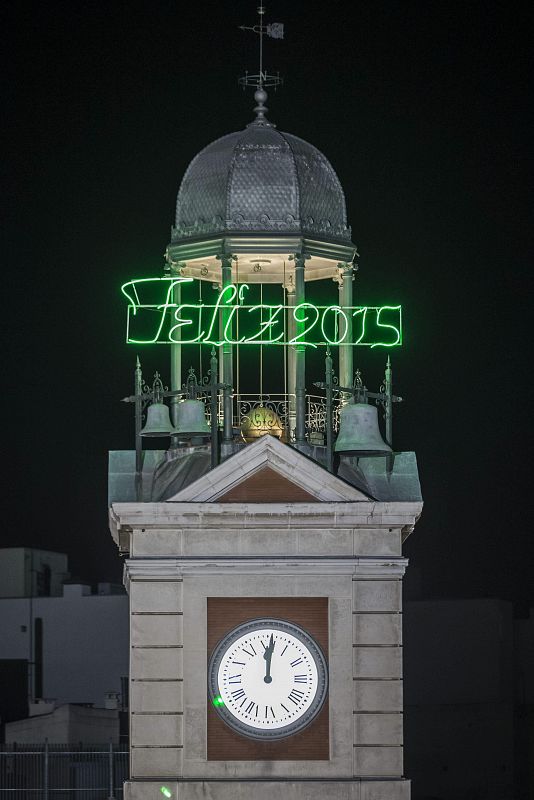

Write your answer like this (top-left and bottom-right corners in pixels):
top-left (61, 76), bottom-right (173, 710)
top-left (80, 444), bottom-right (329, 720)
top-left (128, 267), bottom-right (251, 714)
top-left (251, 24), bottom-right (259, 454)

top-left (239, 5), bottom-right (283, 121)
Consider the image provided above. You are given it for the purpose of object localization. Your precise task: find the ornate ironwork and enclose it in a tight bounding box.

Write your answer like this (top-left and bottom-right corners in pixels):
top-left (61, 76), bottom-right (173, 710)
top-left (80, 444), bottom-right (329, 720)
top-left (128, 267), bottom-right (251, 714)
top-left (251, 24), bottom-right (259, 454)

top-left (189, 392), bottom-right (341, 441)
top-left (182, 367), bottom-right (200, 400)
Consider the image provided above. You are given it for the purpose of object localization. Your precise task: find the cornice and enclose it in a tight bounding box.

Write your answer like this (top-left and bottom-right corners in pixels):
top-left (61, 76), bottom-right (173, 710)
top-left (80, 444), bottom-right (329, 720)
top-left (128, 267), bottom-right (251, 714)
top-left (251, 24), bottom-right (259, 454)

top-left (123, 556), bottom-right (409, 588)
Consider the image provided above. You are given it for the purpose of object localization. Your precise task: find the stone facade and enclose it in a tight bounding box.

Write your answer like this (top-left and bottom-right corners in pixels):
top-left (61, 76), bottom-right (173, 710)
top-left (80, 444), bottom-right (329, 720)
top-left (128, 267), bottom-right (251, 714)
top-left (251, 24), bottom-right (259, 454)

top-left (109, 437), bottom-right (421, 799)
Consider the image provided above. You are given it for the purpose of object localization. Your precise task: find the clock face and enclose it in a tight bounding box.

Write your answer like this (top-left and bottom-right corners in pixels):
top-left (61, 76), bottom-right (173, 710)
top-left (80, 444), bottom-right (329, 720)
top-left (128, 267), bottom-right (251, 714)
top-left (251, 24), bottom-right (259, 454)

top-left (208, 618), bottom-right (328, 740)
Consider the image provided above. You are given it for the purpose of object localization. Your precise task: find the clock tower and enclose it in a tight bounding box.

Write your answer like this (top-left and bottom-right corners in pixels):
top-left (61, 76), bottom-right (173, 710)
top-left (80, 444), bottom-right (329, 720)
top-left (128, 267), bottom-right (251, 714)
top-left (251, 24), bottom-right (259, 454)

top-left (109, 8), bottom-right (422, 799)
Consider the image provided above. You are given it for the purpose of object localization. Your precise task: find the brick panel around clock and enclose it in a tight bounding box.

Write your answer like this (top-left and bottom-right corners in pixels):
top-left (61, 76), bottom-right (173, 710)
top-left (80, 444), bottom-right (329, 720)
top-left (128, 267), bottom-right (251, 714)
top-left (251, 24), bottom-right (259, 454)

top-left (207, 596), bottom-right (329, 760)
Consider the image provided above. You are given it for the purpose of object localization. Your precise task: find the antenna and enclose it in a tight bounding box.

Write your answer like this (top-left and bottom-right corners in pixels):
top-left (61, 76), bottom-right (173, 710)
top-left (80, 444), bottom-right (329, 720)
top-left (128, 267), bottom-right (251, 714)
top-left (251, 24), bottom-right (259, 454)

top-left (239, 5), bottom-right (284, 98)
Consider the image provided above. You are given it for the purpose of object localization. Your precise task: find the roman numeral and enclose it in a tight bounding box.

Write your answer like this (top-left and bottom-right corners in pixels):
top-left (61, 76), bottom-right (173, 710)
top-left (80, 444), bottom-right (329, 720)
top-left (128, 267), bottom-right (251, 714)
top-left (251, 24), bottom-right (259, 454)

top-left (233, 661), bottom-right (246, 666)
top-left (228, 675), bottom-right (241, 684)
top-left (294, 674), bottom-right (307, 683)
top-left (280, 645), bottom-right (288, 656)
top-left (290, 657), bottom-right (303, 667)
top-left (245, 701), bottom-right (256, 714)
top-left (281, 703), bottom-right (290, 713)
top-left (242, 644), bottom-right (256, 657)
top-left (288, 689), bottom-right (304, 705)
top-left (231, 689), bottom-right (245, 700)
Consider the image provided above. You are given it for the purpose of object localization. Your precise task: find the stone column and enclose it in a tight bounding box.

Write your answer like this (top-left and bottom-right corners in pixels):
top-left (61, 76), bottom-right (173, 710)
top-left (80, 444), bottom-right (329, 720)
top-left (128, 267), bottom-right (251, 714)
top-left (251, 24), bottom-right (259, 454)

top-left (337, 262), bottom-right (354, 398)
top-left (170, 278), bottom-right (181, 448)
top-left (285, 278), bottom-right (296, 440)
top-left (294, 254), bottom-right (307, 444)
top-left (218, 255), bottom-right (234, 443)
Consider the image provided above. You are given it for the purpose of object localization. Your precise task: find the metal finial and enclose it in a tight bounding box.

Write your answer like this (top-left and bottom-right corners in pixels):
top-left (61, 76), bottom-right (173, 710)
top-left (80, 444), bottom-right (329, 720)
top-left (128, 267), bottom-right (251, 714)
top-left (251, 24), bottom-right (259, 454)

top-left (238, 4), bottom-right (284, 123)
top-left (183, 366), bottom-right (199, 399)
top-left (152, 372), bottom-right (164, 403)
top-left (253, 86), bottom-right (269, 122)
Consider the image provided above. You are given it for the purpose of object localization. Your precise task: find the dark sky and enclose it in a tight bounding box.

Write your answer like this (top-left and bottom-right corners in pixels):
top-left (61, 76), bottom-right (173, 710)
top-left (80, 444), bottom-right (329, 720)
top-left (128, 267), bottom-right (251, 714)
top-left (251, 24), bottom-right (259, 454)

top-left (4, 1), bottom-right (532, 602)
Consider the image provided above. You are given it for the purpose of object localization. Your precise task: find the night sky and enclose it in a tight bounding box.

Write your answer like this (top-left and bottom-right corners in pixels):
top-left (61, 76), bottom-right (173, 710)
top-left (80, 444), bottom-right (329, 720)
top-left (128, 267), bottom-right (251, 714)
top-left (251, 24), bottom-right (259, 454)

top-left (4, 1), bottom-right (532, 603)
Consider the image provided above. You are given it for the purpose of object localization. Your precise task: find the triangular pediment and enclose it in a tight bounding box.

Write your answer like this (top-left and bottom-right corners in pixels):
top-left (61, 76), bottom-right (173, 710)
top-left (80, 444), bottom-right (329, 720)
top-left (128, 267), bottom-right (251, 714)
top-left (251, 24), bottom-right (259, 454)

top-left (167, 435), bottom-right (369, 503)
top-left (215, 465), bottom-right (320, 503)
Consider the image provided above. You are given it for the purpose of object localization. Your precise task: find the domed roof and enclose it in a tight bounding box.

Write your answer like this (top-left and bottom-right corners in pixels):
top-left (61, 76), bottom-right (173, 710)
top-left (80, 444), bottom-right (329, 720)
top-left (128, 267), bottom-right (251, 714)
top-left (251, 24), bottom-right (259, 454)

top-left (172, 122), bottom-right (352, 246)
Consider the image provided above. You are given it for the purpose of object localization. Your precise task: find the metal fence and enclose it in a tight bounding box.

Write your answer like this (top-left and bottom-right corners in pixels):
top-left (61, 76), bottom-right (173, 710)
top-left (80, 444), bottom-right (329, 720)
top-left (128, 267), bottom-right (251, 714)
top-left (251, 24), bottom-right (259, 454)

top-left (0, 742), bottom-right (128, 798)
top-left (198, 390), bottom-right (342, 439)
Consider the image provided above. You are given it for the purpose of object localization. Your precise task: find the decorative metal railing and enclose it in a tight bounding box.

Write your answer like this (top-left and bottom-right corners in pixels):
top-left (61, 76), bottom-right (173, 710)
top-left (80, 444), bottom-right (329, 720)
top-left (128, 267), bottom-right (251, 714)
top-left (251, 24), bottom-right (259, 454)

top-left (196, 392), bottom-right (342, 441)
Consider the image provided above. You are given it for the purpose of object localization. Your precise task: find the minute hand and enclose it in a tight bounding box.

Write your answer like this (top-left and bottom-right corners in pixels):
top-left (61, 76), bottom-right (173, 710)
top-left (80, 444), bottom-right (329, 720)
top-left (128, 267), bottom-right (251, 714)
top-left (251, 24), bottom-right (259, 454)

top-left (263, 635), bottom-right (274, 684)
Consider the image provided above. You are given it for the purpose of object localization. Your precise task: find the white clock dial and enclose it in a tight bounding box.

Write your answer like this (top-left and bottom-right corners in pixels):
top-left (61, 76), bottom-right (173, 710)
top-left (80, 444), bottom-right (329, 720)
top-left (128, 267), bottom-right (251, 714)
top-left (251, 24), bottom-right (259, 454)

top-left (208, 618), bottom-right (328, 740)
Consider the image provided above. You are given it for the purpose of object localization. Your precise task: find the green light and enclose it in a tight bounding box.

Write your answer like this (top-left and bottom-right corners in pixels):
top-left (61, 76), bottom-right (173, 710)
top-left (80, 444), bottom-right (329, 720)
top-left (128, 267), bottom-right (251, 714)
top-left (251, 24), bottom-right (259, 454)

top-left (122, 279), bottom-right (402, 348)
top-left (213, 695), bottom-right (225, 707)
top-left (371, 305), bottom-right (402, 348)
top-left (160, 788), bottom-right (172, 798)
top-left (288, 303), bottom-right (320, 349)
top-left (122, 277), bottom-right (193, 344)
top-left (321, 305), bottom-right (348, 346)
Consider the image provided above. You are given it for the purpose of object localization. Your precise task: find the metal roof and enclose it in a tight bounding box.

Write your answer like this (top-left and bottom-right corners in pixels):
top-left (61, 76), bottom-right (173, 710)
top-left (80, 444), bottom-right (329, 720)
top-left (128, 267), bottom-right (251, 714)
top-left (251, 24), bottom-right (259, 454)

top-left (172, 122), bottom-right (352, 246)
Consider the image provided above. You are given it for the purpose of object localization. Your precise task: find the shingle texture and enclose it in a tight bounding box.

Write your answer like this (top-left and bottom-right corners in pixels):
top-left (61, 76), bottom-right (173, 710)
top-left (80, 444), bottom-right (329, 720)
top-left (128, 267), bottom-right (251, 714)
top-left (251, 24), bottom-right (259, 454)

top-left (172, 123), bottom-right (352, 244)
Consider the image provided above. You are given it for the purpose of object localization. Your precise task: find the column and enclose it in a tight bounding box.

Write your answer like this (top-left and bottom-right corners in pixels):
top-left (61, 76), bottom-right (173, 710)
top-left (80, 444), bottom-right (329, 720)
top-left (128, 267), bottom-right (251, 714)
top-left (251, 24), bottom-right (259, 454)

top-left (218, 255), bottom-right (234, 443)
top-left (294, 254), bottom-right (307, 444)
top-left (285, 278), bottom-right (296, 440)
top-left (170, 278), bottom-right (181, 448)
top-left (338, 262), bottom-right (354, 398)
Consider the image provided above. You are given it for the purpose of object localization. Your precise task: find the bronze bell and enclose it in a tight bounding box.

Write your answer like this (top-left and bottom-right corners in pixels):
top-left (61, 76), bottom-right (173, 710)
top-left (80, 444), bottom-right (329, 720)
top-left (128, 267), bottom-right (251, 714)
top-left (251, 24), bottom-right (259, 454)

top-left (334, 402), bottom-right (392, 455)
top-left (140, 401), bottom-right (176, 437)
top-left (174, 399), bottom-right (211, 438)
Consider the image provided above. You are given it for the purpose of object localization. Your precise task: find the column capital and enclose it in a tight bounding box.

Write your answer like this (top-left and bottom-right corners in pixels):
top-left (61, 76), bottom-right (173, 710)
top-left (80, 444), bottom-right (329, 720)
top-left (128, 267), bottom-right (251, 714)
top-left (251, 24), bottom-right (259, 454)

top-left (338, 260), bottom-right (354, 277)
top-left (167, 259), bottom-right (187, 275)
top-left (289, 252), bottom-right (310, 266)
top-left (283, 273), bottom-right (296, 293)
top-left (335, 261), bottom-right (356, 285)
top-left (216, 253), bottom-right (236, 266)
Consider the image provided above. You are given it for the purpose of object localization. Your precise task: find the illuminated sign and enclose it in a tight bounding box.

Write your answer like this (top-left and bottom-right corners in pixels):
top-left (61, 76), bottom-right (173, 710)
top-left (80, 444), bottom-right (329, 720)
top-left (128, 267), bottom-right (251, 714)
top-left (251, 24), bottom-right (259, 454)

top-left (122, 278), bottom-right (402, 348)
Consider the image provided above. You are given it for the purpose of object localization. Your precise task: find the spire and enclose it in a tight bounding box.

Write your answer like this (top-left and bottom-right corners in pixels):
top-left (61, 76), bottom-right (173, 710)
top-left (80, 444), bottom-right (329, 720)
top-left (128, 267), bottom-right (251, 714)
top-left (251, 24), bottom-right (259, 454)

top-left (239, 5), bottom-right (284, 125)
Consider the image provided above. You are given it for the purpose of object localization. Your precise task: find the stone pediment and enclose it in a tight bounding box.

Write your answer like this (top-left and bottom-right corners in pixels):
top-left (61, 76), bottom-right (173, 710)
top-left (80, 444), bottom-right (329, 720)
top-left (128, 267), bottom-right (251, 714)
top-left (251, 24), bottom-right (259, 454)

top-left (166, 436), bottom-right (369, 503)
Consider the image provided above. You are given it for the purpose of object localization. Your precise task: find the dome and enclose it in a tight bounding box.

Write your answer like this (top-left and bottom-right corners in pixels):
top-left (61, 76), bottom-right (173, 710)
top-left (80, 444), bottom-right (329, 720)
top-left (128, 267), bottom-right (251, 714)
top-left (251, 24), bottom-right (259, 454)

top-left (172, 123), bottom-right (352, 246)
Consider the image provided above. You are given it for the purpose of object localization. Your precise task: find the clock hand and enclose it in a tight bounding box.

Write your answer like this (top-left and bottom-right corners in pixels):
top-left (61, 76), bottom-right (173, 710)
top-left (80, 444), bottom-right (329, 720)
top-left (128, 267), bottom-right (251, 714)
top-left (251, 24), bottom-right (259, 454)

top-left (263, 634), bottom-right (274, 684)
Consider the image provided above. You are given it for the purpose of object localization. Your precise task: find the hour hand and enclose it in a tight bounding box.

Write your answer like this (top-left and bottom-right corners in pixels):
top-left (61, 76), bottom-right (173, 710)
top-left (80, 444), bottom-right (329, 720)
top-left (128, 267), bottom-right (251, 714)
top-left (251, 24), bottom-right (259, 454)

top-left (263, 635), bottom-right (274, 683)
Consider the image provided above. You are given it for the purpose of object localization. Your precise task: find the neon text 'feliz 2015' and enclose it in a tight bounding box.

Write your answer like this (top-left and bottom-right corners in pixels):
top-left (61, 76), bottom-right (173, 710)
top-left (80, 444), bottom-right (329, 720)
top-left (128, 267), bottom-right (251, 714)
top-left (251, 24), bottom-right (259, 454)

top-left (121, 278), bottom-right (402, 348)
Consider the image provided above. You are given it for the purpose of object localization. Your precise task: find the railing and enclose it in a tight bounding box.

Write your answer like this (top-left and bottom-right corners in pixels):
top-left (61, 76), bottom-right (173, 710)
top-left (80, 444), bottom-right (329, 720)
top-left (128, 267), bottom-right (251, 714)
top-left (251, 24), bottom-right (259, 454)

top-left (196, 392), bottom-right (342, 441)
top-left (0, 742), bottom-right (128, 798)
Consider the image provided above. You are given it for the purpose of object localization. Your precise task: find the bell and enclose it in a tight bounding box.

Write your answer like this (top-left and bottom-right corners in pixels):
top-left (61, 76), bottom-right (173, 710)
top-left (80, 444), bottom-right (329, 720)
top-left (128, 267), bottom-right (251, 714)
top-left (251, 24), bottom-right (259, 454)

top-left (174, 399), bottom-right (211, 438)
top-left (334, 403), bottom-right (392, 455)
top-left (140, 401), bottom-right (176, 438)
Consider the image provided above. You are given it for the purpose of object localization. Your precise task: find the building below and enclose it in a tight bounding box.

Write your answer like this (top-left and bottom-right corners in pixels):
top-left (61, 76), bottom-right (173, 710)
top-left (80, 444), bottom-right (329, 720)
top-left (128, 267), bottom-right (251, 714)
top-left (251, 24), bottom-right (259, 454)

top-left (5, 703), bottom-right (120, 744)
top-left (0, 547), bottom-right (128, 741)
top-left (0, 547), bottom-right (69, 598)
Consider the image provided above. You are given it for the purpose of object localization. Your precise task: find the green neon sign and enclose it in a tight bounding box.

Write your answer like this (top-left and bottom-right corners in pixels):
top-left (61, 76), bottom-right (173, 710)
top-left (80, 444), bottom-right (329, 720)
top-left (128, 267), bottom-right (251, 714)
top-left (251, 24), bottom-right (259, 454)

top-left (121, 278), bottom-right (402, 348)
